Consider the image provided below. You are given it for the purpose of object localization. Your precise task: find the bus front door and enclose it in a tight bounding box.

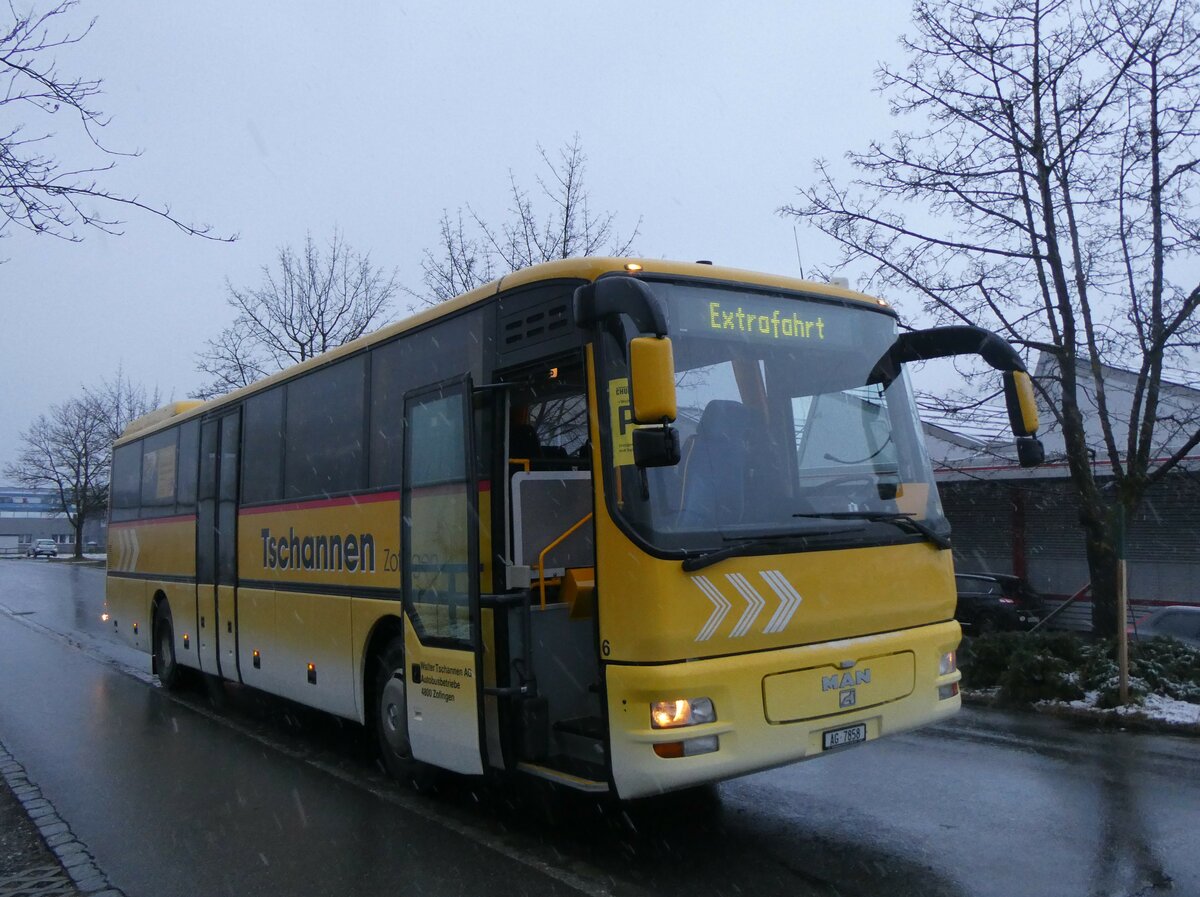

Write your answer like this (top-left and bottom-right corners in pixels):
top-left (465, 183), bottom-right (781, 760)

top-left (196, 410), bottom-right (241, 680)
top-left (401, 376), bottom-right (486, 775)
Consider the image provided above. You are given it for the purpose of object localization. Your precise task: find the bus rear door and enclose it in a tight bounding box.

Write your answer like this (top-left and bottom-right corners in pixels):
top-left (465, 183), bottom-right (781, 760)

top-left (197, 410), bottom-right (241, 680)
top-left (401, 377), bottom-right (486, 775)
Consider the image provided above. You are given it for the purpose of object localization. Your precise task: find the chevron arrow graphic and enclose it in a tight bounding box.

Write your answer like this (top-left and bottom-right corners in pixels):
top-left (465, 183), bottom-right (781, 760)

top-left (691, 575), bottom-right (732, 641)
top-left (760, 570), bottom-right (803, 634)
top-left (725, 573), bottom-right (766, 637)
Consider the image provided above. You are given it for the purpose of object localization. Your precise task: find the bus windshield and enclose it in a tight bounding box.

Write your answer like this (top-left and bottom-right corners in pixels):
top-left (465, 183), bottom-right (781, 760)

top-left (597, 280), bottom-right (949, 554)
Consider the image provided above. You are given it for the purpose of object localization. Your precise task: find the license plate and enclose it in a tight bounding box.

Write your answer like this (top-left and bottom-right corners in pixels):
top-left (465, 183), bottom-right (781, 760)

top-left (822, 723), bottom-right (867, 750)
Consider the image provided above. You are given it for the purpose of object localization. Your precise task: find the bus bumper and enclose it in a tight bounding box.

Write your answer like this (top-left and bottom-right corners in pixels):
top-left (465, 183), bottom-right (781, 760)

top-left (604, 620), bottom-right (961, 800)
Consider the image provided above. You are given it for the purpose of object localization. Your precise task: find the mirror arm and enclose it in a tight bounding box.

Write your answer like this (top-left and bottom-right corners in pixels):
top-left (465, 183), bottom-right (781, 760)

top-left (869, 325), bottom-right (1028, 385)
top-left (573, 275), bottom-right (668, 336)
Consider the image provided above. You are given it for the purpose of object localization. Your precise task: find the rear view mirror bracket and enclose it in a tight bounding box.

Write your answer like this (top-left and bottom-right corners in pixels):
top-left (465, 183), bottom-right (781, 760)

top-left (871, 325), bottom-right (1045, 468)
top-left (573, 275), bottom-right (668, 337)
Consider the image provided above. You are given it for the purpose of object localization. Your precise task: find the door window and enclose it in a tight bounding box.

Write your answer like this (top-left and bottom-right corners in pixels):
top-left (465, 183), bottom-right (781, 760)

top-left (403, 383), bottom-right (476, 645)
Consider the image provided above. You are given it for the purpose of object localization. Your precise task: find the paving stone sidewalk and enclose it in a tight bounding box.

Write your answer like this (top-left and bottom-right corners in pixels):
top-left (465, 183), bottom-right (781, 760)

top-left (0, 745), bottom-right (122, 897)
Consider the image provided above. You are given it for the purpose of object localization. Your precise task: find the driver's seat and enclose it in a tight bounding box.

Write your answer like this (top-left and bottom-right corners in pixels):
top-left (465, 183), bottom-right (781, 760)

top-left (677, 400), bottom-right (765, 528)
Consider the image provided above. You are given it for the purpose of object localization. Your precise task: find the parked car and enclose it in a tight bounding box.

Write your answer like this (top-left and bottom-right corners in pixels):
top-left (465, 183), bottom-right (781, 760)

top-left (954, 572), bottom-right (1041, 633)
top-left (26, 538), bottom-right (58, 558)
top-left (1130, 606), bottom-right (1200, 649)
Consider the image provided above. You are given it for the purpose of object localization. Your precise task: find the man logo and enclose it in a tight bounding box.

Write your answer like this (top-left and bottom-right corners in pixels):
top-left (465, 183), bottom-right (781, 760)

top-left (821, 668), bottom-right (872, 691)
top-left (839, 689), bottom-right (857, 708)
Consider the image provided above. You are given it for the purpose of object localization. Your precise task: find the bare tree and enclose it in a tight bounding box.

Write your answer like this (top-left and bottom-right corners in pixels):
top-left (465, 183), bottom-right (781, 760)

top-left (417, 135), bottom-right (640, 305)
top-left (3, 369), bottom-right (159, 558)
top-left (195, 229), bottom-right (399, 397)
top-left (1, 1), bottom-right (231, 247)
top-left (784, 0), bottom-right (1200, 635)
top-left (85, 365), bottom-right (160, 442)
top-left (5, 396), bottom-right (109, 558)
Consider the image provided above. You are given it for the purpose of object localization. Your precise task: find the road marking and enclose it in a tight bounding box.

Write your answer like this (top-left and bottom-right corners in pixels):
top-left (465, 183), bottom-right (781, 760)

top-left (691, 576), bottom-right (732, 641)
top-left (725, 573), bottom-right (766, 637)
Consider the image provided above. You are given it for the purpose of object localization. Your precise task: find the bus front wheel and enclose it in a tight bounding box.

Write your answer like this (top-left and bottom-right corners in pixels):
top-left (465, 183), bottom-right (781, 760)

top-left (374, 636), bottom-right (429, 786)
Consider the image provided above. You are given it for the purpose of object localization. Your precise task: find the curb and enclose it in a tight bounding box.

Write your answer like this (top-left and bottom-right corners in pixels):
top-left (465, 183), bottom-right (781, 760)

top-left (0, 741), bottom-right (125, 897)
top-left (961, 690), bottom-right (1200, 737)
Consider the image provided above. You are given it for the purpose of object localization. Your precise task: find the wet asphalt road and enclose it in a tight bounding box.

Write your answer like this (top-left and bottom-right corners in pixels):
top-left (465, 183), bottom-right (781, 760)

top-left (1, 560), bottom-right (1197, 897)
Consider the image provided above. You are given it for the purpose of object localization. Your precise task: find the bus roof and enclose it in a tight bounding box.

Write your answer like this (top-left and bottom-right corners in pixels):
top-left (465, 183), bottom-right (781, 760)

top-left (117, 257), bottom-right (888, 445)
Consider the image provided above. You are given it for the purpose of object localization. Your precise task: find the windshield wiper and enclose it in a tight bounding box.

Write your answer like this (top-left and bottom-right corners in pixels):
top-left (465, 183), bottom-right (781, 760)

top-left (681, 527), bottom-right (864, 573)
top-left (791, 511), bottom-right (952, 550)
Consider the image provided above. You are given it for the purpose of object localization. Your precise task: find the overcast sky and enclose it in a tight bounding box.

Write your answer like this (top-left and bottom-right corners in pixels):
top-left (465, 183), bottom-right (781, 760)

top-left (3, 1), bottom-right (921, 468)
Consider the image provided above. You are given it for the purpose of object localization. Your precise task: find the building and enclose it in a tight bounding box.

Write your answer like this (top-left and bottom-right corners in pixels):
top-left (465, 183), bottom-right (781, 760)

top-left (925, 355), bottom-right (1200, 628)
top-left (0, 486), bottom-right (105, 556)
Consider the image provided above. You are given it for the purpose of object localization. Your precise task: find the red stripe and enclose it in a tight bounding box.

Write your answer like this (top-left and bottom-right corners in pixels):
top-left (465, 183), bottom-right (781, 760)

top-left (240, 491), bottom-right (400, 516)
top-left (109, 514), bottom-right (196, 528)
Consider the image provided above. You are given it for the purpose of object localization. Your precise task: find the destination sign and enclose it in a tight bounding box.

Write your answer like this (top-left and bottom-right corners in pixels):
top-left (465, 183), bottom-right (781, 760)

top-left (666, 285), bottom-right (870, 348)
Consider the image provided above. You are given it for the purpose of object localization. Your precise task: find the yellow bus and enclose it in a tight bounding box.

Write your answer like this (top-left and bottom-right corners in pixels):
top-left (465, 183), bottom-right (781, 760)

top-left (105, 257), bottom-right (1042, 799)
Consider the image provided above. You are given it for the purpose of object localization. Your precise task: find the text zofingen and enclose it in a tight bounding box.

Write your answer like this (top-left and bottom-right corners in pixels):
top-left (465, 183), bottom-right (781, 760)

top-left (708, 301), bottom-right (826, 340)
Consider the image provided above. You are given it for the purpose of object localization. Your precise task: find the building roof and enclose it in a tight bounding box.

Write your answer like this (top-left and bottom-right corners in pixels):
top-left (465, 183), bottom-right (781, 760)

top-left (926, 353), bottom-right (1200, 481)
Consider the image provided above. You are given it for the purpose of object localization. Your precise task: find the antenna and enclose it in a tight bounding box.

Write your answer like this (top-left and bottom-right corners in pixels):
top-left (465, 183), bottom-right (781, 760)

top-left (792, 226), bottom-right (806, 280)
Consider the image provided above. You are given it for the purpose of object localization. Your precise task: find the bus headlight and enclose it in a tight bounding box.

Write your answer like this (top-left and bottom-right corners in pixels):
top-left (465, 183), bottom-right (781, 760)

top-left (650, 697), bottom-right (716, 729)
top-left (938, 651), bottom-right (957, 676)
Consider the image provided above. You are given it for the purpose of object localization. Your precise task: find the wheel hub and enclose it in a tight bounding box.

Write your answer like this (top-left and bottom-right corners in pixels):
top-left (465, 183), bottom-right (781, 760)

top-left (380, 675), bottom-right (410, 757)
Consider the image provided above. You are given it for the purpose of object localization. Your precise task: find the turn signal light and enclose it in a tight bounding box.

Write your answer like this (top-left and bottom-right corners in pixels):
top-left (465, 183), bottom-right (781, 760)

top-left (654, 735), bottom-right (720, 758)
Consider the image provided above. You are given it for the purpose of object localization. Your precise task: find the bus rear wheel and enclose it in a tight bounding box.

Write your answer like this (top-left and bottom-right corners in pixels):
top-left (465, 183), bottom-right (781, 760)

top-left (154, 602), bottom-right (185, 691)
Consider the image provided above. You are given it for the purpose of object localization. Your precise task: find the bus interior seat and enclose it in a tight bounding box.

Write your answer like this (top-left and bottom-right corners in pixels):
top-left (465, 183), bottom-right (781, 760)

top-left (678, 400), bottom-right (766, 528)
top-left (510, 423), bottom-right (540, 461)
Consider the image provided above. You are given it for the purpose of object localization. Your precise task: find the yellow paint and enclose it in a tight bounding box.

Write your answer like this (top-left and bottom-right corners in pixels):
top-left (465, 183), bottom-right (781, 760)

top-left (592, 481), bottom-right (955, 662)
top-left (562, 568), bottom-right (596, 619)
top-left (240, 497), bottom-right (400, 590)
top-left (272, 589), bottom-right (354, 714)
top-left (107, 517), bottom-right (195, 576)
top-left (605, 620), bottom-right (961, 798)
top-left (763, 650), bottom-right (915, 722)
top-left (1011, 370), bottom-right (1040, 435)
top-left (629, 337), bottom-right (677, 423)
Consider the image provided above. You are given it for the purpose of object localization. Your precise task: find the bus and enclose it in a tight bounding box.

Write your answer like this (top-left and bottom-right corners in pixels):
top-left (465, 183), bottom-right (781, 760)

top-left (105, 257), bottom-right (1042, 799)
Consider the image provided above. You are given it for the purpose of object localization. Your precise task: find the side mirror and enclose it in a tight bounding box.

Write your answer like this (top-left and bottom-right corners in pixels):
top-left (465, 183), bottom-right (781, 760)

top-left (1003, 370), bottom-right (1039, 437)
top-left (871, 325), bottom-right (1045, 468)
top-left (1016, 436), bottom-right (1045, 468)
top-left (629, 336), bottom-right (677, 424)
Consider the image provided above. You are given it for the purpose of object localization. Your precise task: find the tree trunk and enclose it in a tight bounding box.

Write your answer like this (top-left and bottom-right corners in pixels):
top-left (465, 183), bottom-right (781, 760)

top-left (73, 516), bottom-right (85, 560)
top-left (1084, 518), bottom-right (1120, 637)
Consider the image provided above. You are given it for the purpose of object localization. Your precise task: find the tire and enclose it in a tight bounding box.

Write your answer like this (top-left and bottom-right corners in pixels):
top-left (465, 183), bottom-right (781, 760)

top-left (154, 602), bottom-right (186, 690)
top-left (373, 635), bottom-right (434, 788)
